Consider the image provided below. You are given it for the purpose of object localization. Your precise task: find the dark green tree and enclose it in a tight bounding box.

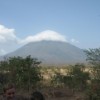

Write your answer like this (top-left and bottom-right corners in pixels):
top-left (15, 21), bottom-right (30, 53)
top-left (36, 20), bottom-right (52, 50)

top-left (0, 56), bottom-right (42, 91)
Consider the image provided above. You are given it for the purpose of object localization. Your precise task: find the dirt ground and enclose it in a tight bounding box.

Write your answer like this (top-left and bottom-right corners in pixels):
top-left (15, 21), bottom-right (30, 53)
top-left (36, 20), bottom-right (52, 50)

top-left (27, 87), bottom-right (86, 100)
top-left (45, 92), bottom-right (86, 100)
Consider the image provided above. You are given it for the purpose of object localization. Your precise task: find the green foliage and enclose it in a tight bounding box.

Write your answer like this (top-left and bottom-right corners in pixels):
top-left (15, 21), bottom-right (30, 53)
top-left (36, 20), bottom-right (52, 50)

top-left (0, 55), bottom-right (42, 91)
top-left (86, 79), bottom-right (100, 100)
top-left (84, 48), bottom-right (100, 79)
top-left (84, 48), bottom-right (100, 66)
top-left (69, 64), bottom-right (90, 90)
top-left (84, 48), bottom-right (100, 99)
top-left (51, 64), bottom-right (90, 91)
top-left (51, 72), bottom-right (64, 87)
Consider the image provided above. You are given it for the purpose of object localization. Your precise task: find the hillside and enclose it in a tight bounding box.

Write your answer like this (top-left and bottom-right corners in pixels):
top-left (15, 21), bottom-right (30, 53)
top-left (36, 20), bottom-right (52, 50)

top-left (1, 41), bottom-right (86, 65)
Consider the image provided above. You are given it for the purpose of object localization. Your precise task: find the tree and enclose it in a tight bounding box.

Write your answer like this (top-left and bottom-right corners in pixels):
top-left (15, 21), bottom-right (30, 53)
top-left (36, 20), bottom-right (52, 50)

top-left (69, 64), bottom-right (90, 91)
top-left (0, 56), bottom-right (42, 91)
top-left (84, 48), bottom-right (100, 100)
top-left (84, 48), bottom-right (100, 66)
top-left (84, 48), bottom-right (100, 80)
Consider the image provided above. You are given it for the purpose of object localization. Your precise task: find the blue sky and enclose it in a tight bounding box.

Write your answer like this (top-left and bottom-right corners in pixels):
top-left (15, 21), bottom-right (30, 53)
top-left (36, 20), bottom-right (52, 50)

top-left (0, 0), bottom-right (100, 55)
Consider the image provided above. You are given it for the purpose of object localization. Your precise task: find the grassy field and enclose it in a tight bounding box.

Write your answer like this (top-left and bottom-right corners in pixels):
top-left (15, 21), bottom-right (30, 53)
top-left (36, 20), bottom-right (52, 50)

top-left (0, 65), bottom-right (95, 100)
top-left (16, 65), bottom-right (90, 100)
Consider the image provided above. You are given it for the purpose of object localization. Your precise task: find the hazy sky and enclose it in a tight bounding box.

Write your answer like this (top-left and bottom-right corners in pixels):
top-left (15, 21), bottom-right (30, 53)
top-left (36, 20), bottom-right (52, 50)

top-left (0, 0), bottom-right (100, 55)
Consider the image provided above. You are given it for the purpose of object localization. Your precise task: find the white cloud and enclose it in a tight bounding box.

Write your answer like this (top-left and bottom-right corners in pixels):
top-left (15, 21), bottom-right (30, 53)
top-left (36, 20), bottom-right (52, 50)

top-left (0, 25), bottom-right (79, 56)
top-left (19, 30), bottom-right (67, 44)
top-left (71, 38), bottom-right (79, 43)
top-left (0, 25), bottom-right (69, 45)
top-left (0, 25), bottom-right (19, 43)
top-left (0, 24), bottom-right (21, 56)
top-left (0, 49), bottom-right (7, 55)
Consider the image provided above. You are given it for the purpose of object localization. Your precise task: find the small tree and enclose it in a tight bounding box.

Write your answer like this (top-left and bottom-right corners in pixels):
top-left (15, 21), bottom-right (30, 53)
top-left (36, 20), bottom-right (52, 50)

top-left (84, 48), bottom-right (100, 100)
top-left (84, 48), bottom-right (100, 80)
top-left (69, 64), bottom-right (90, 91)
top-left (84, 48), bottom-right (100, 66)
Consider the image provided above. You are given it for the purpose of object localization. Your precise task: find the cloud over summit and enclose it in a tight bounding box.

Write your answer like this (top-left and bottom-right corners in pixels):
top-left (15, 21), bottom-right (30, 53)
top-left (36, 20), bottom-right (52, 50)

top-left (20, 30), bottom-right (67, 44)
top-left (0, 24), bottom-right (78, 45)
top-left (0, 24), bottom-right (79, 56)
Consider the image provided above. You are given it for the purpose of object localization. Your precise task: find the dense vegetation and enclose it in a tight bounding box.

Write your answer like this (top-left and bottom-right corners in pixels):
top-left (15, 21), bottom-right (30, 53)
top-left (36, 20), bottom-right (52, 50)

top-left (0, 48), bottom-right (100, 100)
top-left (0, 55), bottom-right (42, 91)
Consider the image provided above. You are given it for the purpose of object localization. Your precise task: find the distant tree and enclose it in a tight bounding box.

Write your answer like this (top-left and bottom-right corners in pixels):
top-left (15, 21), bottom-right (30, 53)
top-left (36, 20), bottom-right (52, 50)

top-left (51, 64), bottom-right (90, 91)
top-left (84, 48), bottom-right (100, 66)
top-left (51, 72), bottom-right (64, 87)
top-left (69, 64), bottom-right (90, 91)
